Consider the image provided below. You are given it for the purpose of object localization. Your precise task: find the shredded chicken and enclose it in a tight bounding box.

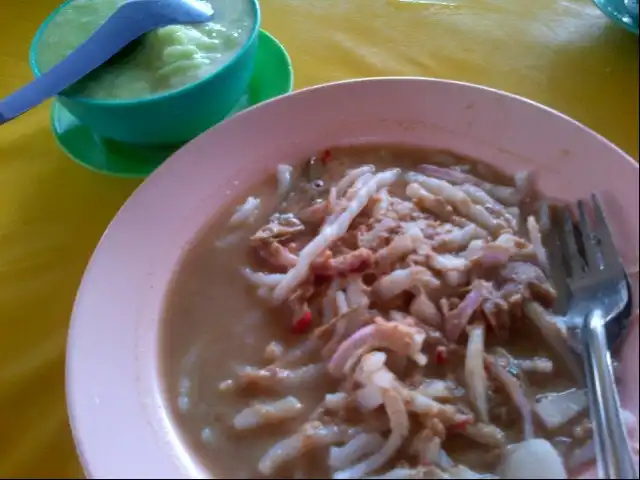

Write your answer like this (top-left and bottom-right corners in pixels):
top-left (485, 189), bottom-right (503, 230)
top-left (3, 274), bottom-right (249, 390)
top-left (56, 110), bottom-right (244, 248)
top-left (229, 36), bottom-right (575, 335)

top-left (329, 322), bottom-right (427, 377)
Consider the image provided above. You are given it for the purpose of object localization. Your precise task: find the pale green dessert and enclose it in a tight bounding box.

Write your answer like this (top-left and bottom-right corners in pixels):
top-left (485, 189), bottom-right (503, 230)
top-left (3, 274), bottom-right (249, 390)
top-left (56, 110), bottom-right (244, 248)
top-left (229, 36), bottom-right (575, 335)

top-left (36, 0), bottom-right (255, 100)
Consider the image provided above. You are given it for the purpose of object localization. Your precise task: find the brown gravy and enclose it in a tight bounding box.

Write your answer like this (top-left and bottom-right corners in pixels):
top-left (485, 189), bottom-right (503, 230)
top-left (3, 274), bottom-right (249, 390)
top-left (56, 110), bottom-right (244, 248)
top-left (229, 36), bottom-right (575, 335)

top-left (160, 145), bottom-right (584, 478)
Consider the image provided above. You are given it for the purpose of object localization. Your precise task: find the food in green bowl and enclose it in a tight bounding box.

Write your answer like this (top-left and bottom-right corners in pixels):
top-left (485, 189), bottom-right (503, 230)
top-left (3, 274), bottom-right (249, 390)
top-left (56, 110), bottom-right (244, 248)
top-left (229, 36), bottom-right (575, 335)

top-left (36, 0), bottom-right (255, 100)
top-left (30, 0), bottom-right (260, 145)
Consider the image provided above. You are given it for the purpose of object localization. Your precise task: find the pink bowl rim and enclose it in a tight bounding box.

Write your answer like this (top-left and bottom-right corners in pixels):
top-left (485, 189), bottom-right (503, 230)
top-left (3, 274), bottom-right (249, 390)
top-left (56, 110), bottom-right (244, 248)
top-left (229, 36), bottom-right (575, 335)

top-left (66, 77), bottom-right (639, 479)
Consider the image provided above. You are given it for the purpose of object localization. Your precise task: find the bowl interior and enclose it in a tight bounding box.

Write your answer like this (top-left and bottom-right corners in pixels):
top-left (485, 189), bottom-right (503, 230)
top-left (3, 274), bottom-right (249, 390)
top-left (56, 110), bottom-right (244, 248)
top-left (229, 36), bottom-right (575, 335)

top-left (67, 78), bottom-right (639, 478)
top-left (28, 0), bottom-right (262, 106)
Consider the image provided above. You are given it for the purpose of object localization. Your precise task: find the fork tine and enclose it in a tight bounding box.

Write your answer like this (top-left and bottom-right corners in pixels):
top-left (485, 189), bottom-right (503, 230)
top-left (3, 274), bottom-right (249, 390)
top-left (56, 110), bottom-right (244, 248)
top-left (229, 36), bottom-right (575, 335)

top-left (591, 194), bottom-right (624, 270)
top-left (577, 200), bottom-right (601, 271)
top-left (560, 206), bottom-right (585, 277)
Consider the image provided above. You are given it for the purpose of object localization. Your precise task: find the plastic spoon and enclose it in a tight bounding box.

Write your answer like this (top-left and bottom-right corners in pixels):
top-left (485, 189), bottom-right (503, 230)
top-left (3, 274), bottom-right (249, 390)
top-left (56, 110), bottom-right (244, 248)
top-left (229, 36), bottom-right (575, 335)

top-left (0, 0), bottom-right (214, 125)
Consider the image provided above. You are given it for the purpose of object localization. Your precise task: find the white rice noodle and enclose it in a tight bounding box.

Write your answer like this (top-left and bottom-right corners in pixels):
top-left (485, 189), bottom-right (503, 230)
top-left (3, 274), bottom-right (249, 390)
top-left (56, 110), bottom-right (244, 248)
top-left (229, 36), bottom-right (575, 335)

top-left (324, 392), bottom-right (349, 411)
top-left (237, 363), bottom-right (326, 389)
top-left (406, 182), bottom-right (455, 220)
top-left (460, 184), bottom-right (518, 231)
top-left (418, 164), bottom-right (520, 207)
top-left (526, 215), bottom-right (549, 273)
top-left (228, 196), bottom-right (261, 229)
top-left (345, 172), bottom-right (375, 200)
top-left (459, 183), bottom-right (506, 212)
top-left (336, 290), bottom-right (350, 315)
top-left (258, 422), bottom-right (346, 475)
top-left (233, 396), bottom-right (303, 430)
top-left (333, 389), bottom-right (409, 479)
top-left (534, 389), bottom-right (588, 430)
top-left (241, 268), bottom-right (286, 288)
top-left (345, 278), bottom-right (370, 309)
top-left (356, 384), bottom-right (386, 411)
top-left (329, 432), bottom-right (386, 471)
top-left (373, 266), bottom-right (440, 301)
top-left (273, 169), bottom-right (401, 303)
top-left (336, 165), bottom-right (376, 197)
top-left (465, 324), bottom-right (489, 423)
top-left (433, 224), bottom-right (489, 253)
top-left (276, 164), bottom-right (293, 198)
top-left (353, 352), bottom-right (397, 409)
top-left (407, 173), bottom-right (505, 235)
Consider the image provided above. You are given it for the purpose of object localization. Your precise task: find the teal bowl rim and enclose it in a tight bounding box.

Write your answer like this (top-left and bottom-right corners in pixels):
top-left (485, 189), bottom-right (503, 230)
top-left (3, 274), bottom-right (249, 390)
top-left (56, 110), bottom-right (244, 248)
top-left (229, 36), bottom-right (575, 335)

top-left (592, 0), bottom-right (639, 34)
top-left (28, 0), bottom-right (261, 107)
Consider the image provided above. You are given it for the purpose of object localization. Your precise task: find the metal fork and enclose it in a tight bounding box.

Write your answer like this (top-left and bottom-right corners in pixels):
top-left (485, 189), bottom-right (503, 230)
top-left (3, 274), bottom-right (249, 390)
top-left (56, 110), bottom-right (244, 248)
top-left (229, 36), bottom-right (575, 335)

top-left (546, 194), bottom-right (637, 479)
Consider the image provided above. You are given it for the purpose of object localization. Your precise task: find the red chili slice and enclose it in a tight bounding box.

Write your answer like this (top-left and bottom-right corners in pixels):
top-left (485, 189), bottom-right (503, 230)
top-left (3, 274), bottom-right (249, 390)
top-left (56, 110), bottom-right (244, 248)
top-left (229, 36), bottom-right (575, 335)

top-left (449, 418), bottom-right (473, 432)
top-left (435, 346), bottom-right (448, 364)
top-left (320, 149), bottom-right (332, 164)
top-left (291, 311), bottom-right (313, 334)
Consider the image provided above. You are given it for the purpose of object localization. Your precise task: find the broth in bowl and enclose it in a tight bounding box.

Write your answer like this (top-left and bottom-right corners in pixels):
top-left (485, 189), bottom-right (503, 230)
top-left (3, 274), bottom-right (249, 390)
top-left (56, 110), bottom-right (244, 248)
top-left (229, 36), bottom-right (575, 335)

top-left (161, 146), bottom-right (636, 478)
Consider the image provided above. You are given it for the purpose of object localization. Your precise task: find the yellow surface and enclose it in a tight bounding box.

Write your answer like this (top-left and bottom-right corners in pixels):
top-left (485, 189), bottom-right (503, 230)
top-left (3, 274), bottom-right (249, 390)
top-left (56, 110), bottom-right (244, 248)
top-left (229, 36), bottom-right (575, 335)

top-left (0, 0), bottom-right (637, 477)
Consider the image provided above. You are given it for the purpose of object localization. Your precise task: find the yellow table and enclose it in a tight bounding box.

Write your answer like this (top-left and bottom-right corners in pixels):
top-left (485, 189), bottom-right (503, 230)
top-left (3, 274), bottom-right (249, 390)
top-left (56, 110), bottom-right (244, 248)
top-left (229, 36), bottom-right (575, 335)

top-left (0, 0), bottom-right (637, 476)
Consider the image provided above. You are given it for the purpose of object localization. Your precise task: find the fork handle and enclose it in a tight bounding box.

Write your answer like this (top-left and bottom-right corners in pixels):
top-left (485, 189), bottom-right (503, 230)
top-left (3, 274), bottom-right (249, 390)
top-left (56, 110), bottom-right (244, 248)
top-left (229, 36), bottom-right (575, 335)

top-left (582, 308), bottom-right (638, 479)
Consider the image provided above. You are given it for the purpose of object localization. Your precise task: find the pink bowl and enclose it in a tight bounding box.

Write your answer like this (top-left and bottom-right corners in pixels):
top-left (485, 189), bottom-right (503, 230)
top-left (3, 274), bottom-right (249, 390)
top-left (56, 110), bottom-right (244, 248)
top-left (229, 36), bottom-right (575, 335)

top-left (67, 78), bottom-right (639, 478)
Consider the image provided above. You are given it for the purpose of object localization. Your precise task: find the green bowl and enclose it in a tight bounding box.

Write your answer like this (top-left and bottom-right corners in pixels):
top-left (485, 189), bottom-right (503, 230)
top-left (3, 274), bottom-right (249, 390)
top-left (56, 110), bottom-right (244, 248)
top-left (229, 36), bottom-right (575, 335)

top-left (29, 0), bottom-right (261, 146)
top-left (51, 29), bottom-right (294, 178)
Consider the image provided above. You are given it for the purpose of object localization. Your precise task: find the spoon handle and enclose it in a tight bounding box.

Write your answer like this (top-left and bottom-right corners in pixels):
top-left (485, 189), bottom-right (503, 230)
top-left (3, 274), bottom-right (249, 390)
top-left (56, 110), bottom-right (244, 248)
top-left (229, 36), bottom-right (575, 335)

top-left (582, 308), bottom-right (638, 479)
top-left (0, 3), bottom-right (156, 124)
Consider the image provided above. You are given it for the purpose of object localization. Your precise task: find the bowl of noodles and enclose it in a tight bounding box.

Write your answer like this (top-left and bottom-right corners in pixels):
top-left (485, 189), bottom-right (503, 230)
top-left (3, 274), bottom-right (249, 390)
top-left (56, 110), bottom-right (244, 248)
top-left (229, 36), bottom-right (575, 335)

top-left (66, 78), bottom-right (640, 479)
